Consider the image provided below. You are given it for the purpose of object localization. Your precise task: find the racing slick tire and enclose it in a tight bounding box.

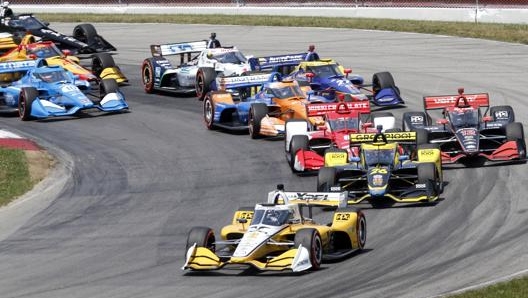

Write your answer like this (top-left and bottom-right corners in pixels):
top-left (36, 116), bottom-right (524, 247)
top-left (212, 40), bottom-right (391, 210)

top-left (372, 71), bottom-right (398, 97)
top-left (289, 135), bottom-right (309, 173)
top-left (185, 226), bottom-right (216, 256)
top-left (92, 53), bottom-right (116, 77)
top-left (195, 67), bottom-right (216, 101)
top-left (19, 87), bottom-right (38, 121)
top-left (141, 58), bottom-right (156, 94)
top-left (417, 144), bottom-right (443, 193)
top-left (203, 93), bottom-right (217, 130)
top-left (294, 228), bottom-right (323, 270)
top-left (417, 162), bottom-right (439, 196)
top-left (285, 119), bottom-right (309, 152)
top-left (100, 78), bottom-right (119, 100)
top-left (402, 111), bottom-right (427, 131)
top-left (248, 103), bottom-right (268, 139)
top-left (490, 105), bottom-right (515, 124)
top-left (506, 122), bottom-right (527, 159)
top-left (72, 23), bottom-right (97, 45)
top-left (414, 128), bottom-right (430, 146)
top-left (317, 167), bottom-right (337, 192)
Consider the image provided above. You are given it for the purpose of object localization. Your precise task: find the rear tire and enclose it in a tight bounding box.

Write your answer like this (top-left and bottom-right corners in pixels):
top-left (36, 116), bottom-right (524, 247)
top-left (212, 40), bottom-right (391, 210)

top-left (417, 162), bottom-right (438, 195)
top-left (141, 59), bottom-right (155, 93)
top-left (195, 67), bottom-right (216, 101)
top-left (317, 167), bottom-right (337, 191)
top-left (294, 228), bottom-right (322, 270)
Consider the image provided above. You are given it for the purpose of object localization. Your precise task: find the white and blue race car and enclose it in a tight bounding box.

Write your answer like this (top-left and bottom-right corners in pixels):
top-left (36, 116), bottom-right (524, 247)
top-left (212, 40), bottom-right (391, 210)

top-left (0, 59), bottom-right (128, 120)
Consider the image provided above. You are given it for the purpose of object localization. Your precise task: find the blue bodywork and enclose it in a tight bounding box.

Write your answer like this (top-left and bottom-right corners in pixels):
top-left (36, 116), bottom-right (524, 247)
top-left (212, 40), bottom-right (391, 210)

top-left (0, 59), bottom-right (128, 119)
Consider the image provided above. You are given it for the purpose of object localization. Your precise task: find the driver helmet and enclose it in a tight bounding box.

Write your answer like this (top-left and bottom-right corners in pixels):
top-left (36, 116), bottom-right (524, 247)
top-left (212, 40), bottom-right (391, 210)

top-left (41, 72), bottom-right (54, 82)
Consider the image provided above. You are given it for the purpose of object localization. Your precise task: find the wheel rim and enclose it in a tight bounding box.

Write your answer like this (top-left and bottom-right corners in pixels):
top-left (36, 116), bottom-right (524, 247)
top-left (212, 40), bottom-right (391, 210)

top-left (313, 235), bottom-right (322, 266)
top-left (204, 100), bottom-right (213, 125)
top-left (357, 214), bottom-right (367, 248)
top-left (196, 74), bottom-right (204, 97)
top-left (19, 97), bottom-right (25, 118)
top-left (143, 66), bottom-right (151, 85)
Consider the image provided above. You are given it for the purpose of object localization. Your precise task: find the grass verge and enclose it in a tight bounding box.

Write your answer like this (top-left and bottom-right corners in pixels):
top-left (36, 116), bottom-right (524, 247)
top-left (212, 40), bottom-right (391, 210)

top-left (37, 13), bottom-right (528, 45)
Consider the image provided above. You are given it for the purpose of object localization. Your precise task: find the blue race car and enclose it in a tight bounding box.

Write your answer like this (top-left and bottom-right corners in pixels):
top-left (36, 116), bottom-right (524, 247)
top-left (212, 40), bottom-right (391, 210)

top-left (0, 59), bottom-right (128, 120)
top-left (285, 59), bottom-right (405, 107)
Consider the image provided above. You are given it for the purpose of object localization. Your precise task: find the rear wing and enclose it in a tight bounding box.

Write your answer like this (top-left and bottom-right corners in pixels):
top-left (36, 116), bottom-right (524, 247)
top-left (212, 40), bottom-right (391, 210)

top-left (215, 72), bottom-right (274, 90)
top-left (423, 93), bottom-right (490, 110)
top-left (0, 60), bottom-right (36, 73)
top-left (149, 40), bottom-right (207, 57)
top-left (268, 189), bottom-right (348, 208)
top-left (249, 53), bottom-right (305, 71)
top-left (349, 131), bottom-right (417, 145)
top-left (306, 101), bottom-right (370, 117)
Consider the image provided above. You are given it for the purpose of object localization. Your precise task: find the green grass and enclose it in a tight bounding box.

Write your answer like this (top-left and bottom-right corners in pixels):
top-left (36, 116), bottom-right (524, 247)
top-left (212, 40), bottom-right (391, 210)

top-left (2, 11), bottom-right (527, 297)
top-left (446, 275), bottom-right (528, 298)
top-left (37, 13), bottom-right (528, 44)
top-left (0, 148), bottom-right (31, 206)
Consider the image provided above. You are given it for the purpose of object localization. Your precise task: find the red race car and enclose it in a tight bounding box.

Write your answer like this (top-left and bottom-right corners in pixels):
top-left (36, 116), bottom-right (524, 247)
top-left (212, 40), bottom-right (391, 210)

top-left (402, 88), bottom-right (526, 166)
top-left (284, 100), bottom-right (397, 173)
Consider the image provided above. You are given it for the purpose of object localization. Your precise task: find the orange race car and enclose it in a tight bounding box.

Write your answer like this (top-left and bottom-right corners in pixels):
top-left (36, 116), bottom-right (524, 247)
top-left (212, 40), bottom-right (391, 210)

top-left (0, 35), bottom-right (127, 84)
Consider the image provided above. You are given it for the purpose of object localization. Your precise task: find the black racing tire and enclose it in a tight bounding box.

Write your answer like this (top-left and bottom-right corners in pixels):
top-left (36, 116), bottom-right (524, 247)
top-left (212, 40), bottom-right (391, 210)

top-left (141, 59), bottom-right (155, 94)
top-left (402, 111), bottom-right (427, 131)
top-left (18, 87), bottom-right (38, 121)
top-left (505, 122), bottom-right (524, 141)
top-left (490, 105), bottom-right (515, 123)
top-left (248, 103), bottom-right (268, 139)
top-left (195, 67), bottom-right (216, 101)
top-left (372, 71), bottom-right (396, 97)
top-left (72, 23), bottom-right (97, 44)
top-left (355, 211), bottom-right (367, 250)
top-left (289, 135), bottom-right (309, 172)
top-left (294, 228), bottom-right (323, 270)
top-left (414, 128), bottom-right (430, 146)
top-left (417, 162), bottom-right (438, 195)
top-left (317, 167), bottom-right (337, 192)
top-left (100, 78), bottom-right (119, 99)
top-left (185, 226), bottom-right (216, 257)
top-left (92, 53), bottom-right (116, 77)
top-left (203, 93), bottom-right (216, 130)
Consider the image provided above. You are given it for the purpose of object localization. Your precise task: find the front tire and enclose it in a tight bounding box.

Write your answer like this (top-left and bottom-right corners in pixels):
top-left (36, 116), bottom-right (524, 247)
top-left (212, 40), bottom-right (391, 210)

top-left (19, 87), bottom-right (38, 121)
top-left (289, 135), bottom-right (309, 172)
top-left (203, 94), bottom-right (216, 130)
top-left (317, 167), bottom-right (337, 191)
top-left (372, 71), bottom-right (396, 97)
top-left (248, 103), bottom-right (268, 139)
top-left (185, 226), bottom-right (215, 256)
top-left (92, 53), bottom-right (116, 77)
top-left (294, 228), bottom-right (323, 270)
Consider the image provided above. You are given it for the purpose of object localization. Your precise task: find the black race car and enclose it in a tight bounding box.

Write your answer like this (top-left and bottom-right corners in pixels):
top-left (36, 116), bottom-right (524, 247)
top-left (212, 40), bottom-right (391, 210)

top-left (0, 3), bottom-right (115, 54)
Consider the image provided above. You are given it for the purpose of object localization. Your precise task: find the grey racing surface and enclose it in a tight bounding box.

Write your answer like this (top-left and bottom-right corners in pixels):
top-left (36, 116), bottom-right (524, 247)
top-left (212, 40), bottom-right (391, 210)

top-left (0, 24), bottom-right (527, 298)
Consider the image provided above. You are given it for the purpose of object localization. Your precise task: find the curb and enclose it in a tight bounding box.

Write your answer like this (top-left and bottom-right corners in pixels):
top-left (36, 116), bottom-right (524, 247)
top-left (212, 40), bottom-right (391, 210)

top-left (0, 129), bottom-right (41, 151)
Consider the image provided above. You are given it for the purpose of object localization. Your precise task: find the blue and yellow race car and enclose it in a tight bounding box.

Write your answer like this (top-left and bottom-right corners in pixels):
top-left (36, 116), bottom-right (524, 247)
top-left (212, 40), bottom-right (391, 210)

top-left (0, 59), bottom-right (128, 120)
top-left (317, 128), bottom-right (443, 207)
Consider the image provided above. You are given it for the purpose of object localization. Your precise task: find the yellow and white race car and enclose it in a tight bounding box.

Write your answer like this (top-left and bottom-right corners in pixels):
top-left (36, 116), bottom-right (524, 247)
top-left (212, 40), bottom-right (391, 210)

top-left (182, 185), bottom-right (366, 272)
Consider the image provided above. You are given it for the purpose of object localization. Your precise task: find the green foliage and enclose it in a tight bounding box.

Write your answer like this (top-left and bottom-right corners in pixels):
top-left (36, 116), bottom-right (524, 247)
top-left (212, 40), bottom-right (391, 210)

top-left (0, 148), bottom-right (31, 206)
top-left (448, 275), bottom-right (528, 297)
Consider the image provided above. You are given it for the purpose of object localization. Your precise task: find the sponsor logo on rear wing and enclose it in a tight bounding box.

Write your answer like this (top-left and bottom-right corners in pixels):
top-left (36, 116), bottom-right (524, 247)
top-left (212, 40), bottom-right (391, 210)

top-left (307, 102), bottom-right (370, 116)
top-left (0, 60), bottom-right (36, 73)
top-left (249, 53), bottom-right (305, 70)
top-left (150, 41), bottom-right (207, 57)
top-left (267, 190), bottom-right (348, 208)
top-left (349, 131), bottom-right (417, 143)
top-left (423, 93), bottom-right (489, 110)
top-left (216, 73), bottom-right (272, 89)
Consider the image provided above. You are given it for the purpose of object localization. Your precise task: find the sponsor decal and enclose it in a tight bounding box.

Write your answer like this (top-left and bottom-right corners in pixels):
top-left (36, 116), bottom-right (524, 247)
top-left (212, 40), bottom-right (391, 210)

top-left (262, 54), bottom-right (305, 64)
top-left (416, 183), bottom-right (426, 188)
top-left (372, 174), bottom-right (383, 186)
top-left (335, 213), bottom-right (351, 221)
top-left (410, 115), bottom-right (424, 123)
top-left (494, 110), bottom-right (509, 119)
top-left (350, 132), bottom-right (416, 141)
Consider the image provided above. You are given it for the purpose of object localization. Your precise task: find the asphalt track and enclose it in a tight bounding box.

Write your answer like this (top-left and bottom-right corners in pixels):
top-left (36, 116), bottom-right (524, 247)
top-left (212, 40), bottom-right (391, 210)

top-left (0, 23), bottom-right (527, 298)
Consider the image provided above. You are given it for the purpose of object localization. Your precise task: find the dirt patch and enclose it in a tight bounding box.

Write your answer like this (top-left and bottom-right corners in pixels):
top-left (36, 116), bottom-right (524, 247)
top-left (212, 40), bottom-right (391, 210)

top-left (25, 150), bottom-right (55, 184)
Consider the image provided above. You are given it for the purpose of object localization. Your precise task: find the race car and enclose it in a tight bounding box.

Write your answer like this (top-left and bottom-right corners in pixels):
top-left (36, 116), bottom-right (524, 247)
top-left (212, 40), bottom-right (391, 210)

top-left (317, 129), bottom-right (443, 207)
top-left (182, 185), bottom-right (366, 272)
top-left (0, 3), bottom-right (116, 54)
top-left (284, 101), bottom-right (398, 174)
top-left (0, 35), bottom-right (127, 84)
top-left (402, 88), bottom-right (526, 166)
top-left (141, 40), bottom-right (252, 98)
top-left (203, 71), bottom-right (330, 132)
top-left (284, 59), bottom-right (405, 107)
top-left (0, 59), bottom-right (128, 120)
